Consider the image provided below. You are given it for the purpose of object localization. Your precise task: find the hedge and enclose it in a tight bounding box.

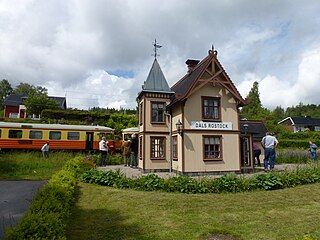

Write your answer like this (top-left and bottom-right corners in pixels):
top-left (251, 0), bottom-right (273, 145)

top-left (81, 163), bottom-right (320, 194)
top-left (5, 156), bottom-right (93, 240)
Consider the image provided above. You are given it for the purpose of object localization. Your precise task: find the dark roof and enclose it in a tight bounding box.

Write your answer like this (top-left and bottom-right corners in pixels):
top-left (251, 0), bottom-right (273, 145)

top-left (171, 55), bottom-right (211, 100)
top-left (3, 94), bottom-right (26, 106)
top-left (141, 59), bottom-right (173, 94)
top-left (279, 117), bottom-right (320, 125)
top-left (168, 50), bottom-right (246, 108)
top-left (3, 94), bottom-right (66, 110)
top-left (240, 120), bottom-right (268, 141)
top-left (48, 96), bottom-right (67, 109)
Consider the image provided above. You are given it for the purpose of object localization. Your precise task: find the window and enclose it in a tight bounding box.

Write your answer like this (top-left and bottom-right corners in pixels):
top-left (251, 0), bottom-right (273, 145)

top-left (9, 130), bottom-right (22, 138)
top-left (172, 136), bottom-right (178, 160)
top-left (139, 102), bottom-right (143, 125)
top-left (139, 136), bottom-right (143, 159)
top-left (68, 132), bottom-right (80, 140)
top-left (151, 102), bottom-right (165, 123)
top-left (0, 129), bottom-right (1, 138)
top-left (151, 137), bottom-right (165, 159)
top-left (49, 131), bottom-right (61, 140)
top-left (98, 132), bottom-right (113, 140)
top-left (203, 136), bottom-right (222, 160)
top-left (29, 130), bottom-right (43, 139)
top-left (9, 112), bottom-right (19, 118)
top-left (202, 97), bottom-right (220, 120)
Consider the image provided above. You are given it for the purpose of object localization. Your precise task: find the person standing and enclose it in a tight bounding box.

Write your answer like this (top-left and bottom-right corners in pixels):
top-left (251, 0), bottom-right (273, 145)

top-left (130, 134), bottom-right (138, 168)
top-left (261, 132), bottom-right (279, 172)
top-left (99, 137), bottom-right (109, 166)
top-left (309, 141), bottom-right (318, 161)
top-left (41, 141), bottom-right (50, 158)
top-left (253, 143), bottom-right (262, 166)
top-left (122, 139), bottom-right (131, 166)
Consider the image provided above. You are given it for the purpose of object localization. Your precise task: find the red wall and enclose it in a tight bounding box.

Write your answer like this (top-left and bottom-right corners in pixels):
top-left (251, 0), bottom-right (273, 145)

top-left (5, 105), bottom-right (19, 118)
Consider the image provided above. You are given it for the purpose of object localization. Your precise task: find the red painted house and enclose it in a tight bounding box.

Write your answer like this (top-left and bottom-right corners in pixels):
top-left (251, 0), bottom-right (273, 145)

top-left (3, 94), bottom-right (67, 119)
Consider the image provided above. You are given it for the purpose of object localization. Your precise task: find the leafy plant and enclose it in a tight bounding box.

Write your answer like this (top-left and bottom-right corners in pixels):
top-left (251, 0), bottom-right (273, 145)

top-left (254, 173), bottom-right (283, 190)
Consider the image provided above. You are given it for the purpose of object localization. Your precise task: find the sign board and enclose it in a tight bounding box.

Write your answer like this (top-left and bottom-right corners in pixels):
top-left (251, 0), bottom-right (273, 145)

top-left (191, 121), bottom-right (233, 130)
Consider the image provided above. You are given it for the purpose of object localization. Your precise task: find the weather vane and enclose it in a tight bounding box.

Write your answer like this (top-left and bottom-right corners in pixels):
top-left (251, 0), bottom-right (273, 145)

top-left (152, 39), bottom-right (162, 59)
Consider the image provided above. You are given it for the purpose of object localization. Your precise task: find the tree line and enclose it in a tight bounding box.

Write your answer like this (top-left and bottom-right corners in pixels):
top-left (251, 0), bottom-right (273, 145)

top-left (0, 79), bottom-right (59, 115)
top-left (2, 78), bottom-right (320, 134)
top-left (0, 79), bottom-right (138, 133)
top-left (240, 81), bottom-right (320, 133)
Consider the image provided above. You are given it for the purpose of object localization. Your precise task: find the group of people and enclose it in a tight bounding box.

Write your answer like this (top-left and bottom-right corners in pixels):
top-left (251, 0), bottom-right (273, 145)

top-left (98, 134), bottom-right (139, 167)
top-left (254, 132), bottom-right (318, 172)
top-left (122, 134), bottom-right (139, 168)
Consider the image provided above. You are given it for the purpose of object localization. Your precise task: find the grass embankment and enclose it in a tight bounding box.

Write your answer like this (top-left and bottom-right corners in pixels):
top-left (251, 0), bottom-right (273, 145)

top-left (0, 151), bottom-right (78, 180)
top-left (67, 182), bottom-right (320, 240)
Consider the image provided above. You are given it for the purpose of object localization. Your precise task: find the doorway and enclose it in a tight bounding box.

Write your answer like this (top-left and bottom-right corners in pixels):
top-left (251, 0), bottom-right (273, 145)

top-left (86, 132), bottom-right (94, 150)
top-left (240, 136), bottom-right (252, 168)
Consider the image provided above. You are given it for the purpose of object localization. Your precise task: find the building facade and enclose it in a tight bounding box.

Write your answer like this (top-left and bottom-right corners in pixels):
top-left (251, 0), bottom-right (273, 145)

top-left (3, 94), bottom-right (67, 119)
top-left (137, 49), bottom-right (249, 175)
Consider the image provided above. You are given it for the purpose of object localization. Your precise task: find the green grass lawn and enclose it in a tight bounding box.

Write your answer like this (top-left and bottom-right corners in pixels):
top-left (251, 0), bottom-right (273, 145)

top-left (0, 151), bottom-right (78, 180)
top-left (66, 182), bottom-right (320, 240)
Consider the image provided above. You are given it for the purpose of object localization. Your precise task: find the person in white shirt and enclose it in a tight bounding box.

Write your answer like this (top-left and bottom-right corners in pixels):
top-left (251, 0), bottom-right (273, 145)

top-left (41, 141), bottom-right (50, 158)
top-left (261, 132), bottom-right (279, 172)
top-left (99, 137), bottom-right (109, 166)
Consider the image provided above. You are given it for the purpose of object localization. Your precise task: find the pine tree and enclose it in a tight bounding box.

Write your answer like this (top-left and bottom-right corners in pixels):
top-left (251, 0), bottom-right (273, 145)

top-left (241, 81), bottom-right (265, 120)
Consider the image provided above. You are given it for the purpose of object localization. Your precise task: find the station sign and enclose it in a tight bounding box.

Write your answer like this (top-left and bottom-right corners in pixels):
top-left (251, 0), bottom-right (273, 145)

top-left (191, 121), bottom-right (233, 130)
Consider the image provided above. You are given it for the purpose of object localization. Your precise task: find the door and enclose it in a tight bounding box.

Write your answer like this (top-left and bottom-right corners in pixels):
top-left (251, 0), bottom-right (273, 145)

top-left (86, 132), bottom-right (94, 150)
top-left (241, 136), bottom-right (252, 168)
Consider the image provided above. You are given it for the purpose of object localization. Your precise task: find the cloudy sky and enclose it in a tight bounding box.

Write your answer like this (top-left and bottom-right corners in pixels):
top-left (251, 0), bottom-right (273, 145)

top-left (1, 0), bottom-right (320, 110)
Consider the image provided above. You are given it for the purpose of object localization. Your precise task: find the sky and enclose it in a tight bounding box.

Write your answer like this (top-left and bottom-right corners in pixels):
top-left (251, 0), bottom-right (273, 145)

top-left (1, 0), bottom-right (320, 110)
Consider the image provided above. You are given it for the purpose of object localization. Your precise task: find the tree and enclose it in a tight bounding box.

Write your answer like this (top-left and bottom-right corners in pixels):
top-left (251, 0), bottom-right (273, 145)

top-left (24, 92), bottom-right (59, 116)
top-left (0, 79), bottom-right (13, 109)
top-left (13, 82), bottom-right (47, 96)
top-left (240, 81), bottom-right (266, 120)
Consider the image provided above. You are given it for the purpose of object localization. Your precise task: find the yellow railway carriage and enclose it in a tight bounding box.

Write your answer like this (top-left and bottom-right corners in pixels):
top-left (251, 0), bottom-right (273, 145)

top-left (0, 122), bottom-right (114, 151)
top-left (122, 127), bottom-right (139, 141)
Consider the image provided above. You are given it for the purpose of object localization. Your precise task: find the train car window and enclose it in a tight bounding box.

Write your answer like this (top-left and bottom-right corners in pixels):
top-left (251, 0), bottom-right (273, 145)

top-left (29, 130), bottom-right (43, 139)
top-left (0, 129), bottom-right (1, 138)
top-left (9, 130), bottom-right (22, 138)
top-left (124, 134), bottom-right (132, 140)
top-left (98, 132), bottom-right (113, 140)
top-left (49, 131), bottom-right (61, 140)
top-left (68, 132), bottom-right (80, 140)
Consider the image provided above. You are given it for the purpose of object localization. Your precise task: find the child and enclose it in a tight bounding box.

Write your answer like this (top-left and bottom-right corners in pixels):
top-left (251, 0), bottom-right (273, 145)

top-left (309, 141), bottom-right (318, 161)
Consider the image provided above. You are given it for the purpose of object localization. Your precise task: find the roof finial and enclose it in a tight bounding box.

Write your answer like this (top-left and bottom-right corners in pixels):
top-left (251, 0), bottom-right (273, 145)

top-left (209, 44), bottom-right (218, 56)
top-left (152, 39), bottom-right (162, 59)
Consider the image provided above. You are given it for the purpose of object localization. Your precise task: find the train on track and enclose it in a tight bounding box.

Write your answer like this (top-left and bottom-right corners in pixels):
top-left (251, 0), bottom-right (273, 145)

top-left (0, 122), bottom-right (141, 154)
top-left (0, 122), bottom-right (117, 152)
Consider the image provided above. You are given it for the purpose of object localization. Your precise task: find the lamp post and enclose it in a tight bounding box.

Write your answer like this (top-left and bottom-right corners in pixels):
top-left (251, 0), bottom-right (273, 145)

top-left (176, 119), bottom-right (182, 135)
top-left (165, 112), bottom-right (172, 172)
top-left (243, 124), bottom-right (248, 135)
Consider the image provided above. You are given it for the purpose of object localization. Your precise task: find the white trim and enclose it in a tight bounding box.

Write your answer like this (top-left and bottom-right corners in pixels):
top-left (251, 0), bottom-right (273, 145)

top-left (278, 117), bottom-right (294, 125)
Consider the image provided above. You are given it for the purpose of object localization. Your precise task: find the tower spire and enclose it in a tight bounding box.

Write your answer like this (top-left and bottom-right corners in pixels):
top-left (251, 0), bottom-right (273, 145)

top-left (152, 39), bottom-right (162, 59)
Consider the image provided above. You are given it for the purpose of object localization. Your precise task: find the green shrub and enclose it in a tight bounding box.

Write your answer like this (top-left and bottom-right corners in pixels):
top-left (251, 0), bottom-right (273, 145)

top-left (254, 173), bottom-right (283, 190)
top-left (5, 156), bottom-right (90, 240)
top-left (164, 176), bottom-right (199, 193)
top-left (88, 153), bottom-right (123, 166)
top-left (80, 163), bottom-right (320, 194)
top-left (132, 174), bottom-right (165, 191)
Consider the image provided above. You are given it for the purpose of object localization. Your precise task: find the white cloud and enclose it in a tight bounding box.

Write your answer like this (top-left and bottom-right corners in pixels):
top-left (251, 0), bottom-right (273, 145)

top-left (1, 0), bottom-right (320, 110)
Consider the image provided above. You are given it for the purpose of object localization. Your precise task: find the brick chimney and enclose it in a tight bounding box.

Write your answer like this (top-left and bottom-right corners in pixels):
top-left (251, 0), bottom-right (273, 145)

top-left (185, 59), bottom-right (199, 73)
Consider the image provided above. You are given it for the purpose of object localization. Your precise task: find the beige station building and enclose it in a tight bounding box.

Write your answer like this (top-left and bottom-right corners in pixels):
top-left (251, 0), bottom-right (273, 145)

top-left (136, 48), bottom-right (263, 175)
